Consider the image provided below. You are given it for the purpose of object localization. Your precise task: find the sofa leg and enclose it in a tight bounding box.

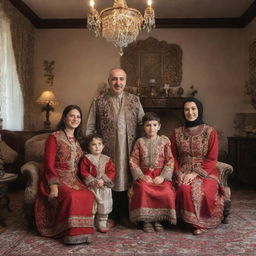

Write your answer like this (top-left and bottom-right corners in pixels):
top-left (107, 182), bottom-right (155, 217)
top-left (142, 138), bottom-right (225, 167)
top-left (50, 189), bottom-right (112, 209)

top-left (222, 200), bottom-right (231, 224)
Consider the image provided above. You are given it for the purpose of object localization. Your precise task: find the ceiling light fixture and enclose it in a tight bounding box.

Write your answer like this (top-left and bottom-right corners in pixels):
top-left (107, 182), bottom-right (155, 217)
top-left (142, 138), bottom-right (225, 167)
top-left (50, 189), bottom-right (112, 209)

top-left (87, 0), bottom-right (155, 55)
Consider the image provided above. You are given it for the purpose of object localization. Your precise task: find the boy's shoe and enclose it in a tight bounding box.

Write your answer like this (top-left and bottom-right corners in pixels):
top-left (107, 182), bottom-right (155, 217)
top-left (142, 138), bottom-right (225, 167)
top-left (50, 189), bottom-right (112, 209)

top-left (154, 222), bottom-right (164, 232)
top-left (143, 222), bottom-right (155, 233)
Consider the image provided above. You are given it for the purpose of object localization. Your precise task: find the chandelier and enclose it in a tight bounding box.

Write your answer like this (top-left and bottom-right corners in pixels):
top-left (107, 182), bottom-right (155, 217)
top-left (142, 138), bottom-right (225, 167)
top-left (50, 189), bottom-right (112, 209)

top-left (87, 0), bottom-right (155, 55)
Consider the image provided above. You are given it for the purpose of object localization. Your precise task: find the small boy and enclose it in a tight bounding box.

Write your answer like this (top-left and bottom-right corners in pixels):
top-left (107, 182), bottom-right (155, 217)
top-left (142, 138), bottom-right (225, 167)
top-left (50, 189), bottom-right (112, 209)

top-left (129, 112), bottom-right (176, 232)
top-left (80, 134), bottom-right (115, 233)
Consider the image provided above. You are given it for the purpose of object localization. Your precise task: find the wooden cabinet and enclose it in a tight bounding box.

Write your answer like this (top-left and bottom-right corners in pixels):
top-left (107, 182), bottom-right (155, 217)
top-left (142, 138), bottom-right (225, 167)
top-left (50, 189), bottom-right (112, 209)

top-left (228, 137), bottom-right (256, 185)
top-left (140, 97), bottom-right (186, 112)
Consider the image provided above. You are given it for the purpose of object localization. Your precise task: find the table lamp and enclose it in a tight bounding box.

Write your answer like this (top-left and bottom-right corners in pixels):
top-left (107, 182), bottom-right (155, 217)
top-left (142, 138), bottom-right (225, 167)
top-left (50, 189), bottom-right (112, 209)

top-left (36, 90), bottom-right (58, 130)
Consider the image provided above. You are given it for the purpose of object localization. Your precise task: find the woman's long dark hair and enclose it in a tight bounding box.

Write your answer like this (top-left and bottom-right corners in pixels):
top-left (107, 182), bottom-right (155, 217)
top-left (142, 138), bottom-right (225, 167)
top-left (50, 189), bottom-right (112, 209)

top-left (57, 105), bottom-right (83, 139)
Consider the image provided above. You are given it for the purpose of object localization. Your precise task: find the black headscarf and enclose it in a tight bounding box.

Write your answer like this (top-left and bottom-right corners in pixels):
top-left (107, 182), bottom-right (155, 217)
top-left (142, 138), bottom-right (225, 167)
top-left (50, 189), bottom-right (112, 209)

top-left (183, 97), bottom-right (205, 128)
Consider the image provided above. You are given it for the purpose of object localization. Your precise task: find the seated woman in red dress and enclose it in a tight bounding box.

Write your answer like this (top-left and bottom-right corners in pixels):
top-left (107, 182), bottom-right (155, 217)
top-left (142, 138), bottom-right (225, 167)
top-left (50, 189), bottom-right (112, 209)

top-left (171, 98), bottom-right (224, 235)
top-left (129, 112), bottom-right (176, 232)
top-left (35, 105), bottom-right (95, 244)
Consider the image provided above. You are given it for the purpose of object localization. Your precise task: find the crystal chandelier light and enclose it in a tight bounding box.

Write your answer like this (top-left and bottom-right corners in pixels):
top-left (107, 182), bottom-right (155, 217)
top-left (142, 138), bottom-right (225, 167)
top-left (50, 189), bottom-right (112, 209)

top-left (87, 0), bottom-right (155, 55)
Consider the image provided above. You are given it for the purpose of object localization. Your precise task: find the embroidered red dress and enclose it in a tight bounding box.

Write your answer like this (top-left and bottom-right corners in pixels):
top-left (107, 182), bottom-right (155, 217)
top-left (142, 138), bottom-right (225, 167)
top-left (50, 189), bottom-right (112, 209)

top-left (35, 131), bottom-right (95, 244)
top-left (129, 136), bottom-right (176, 224)
top-left (80, 154), bottom-right (115, 215)
top-left (171, 124), bottom-right (224, 229)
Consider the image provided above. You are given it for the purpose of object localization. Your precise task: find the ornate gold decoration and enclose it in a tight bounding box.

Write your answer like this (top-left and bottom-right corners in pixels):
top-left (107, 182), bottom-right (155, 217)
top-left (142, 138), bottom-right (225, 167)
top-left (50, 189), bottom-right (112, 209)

top-left (87, 0), bottom-right (155, 56)
top-left (121, 37), bottom-right (182, 94)
top-left (43, 60), bottom-right (55, 86)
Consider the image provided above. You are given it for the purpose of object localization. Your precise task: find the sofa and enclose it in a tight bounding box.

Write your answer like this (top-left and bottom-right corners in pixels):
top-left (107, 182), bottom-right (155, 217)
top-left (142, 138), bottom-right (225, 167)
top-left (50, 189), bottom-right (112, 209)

top-left (20, 133), bottom-right (50, 227)
top-left (0, 130), bottom-right (41, 188)
top-left (21, 132), bottom-right (233, 228)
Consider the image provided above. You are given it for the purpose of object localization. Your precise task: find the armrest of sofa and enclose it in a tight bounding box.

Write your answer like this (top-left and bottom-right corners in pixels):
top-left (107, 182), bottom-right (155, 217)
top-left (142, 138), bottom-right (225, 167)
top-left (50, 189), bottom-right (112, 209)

top-left (216, 161), bottom-right (233, 187)
top-left (216, 161), bottom-right (233, 224)
top-left (20, 160), bottom-right (43, 228)
top-left (21, 161), bottom-right (43, 202)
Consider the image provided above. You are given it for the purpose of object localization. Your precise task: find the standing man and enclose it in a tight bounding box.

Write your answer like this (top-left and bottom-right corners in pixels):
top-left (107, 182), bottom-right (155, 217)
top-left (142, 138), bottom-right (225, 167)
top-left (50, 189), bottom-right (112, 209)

top-left (86, 68), bottom-right (144, 227)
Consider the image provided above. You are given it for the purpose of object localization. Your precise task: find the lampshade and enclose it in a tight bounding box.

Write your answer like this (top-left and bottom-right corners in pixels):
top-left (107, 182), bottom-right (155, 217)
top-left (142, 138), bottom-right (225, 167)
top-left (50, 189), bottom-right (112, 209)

top-left (36, 91), bottom-right (58, 106)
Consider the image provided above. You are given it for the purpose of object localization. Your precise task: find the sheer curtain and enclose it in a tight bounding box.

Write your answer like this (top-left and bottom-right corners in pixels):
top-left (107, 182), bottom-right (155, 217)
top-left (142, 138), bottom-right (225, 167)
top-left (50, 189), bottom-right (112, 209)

top-left (0, 7), bottom-right (24, 130)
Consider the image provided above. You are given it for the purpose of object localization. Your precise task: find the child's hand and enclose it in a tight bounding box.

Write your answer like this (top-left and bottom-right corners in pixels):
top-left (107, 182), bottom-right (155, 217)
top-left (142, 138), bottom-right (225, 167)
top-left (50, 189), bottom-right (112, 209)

top-left (97, 179), bottom-right (105, 188)
top-left (89, 180), bottom-right (98, 188)
top-left (141, 175), bottom-right (153, 183)
top-left (153, 176), bottom-right (164, 185)
top-left (182, 172), bottom-right (198, 185)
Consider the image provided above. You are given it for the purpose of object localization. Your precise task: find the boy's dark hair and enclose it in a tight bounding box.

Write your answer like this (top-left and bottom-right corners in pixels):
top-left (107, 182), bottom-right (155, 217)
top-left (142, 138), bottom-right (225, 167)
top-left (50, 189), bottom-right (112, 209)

top-left (81, 133), bottom-right (104, 152)
top-left (142, 112), bottom-right (161, 125)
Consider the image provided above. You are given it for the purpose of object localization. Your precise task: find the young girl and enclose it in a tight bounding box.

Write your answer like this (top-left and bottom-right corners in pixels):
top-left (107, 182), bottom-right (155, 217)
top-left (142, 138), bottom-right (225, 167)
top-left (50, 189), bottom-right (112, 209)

top-left (129, 112), bottom-right (176, 232)
top-left (80, 134), bottom-right (115, 233)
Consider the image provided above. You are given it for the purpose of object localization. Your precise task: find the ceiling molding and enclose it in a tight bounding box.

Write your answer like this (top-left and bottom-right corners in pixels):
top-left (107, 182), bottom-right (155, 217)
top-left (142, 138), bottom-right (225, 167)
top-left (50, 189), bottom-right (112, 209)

top-left (239, 1), bottom-right (256, 26)
top-left (9, 0), bottom-right (41, 27)
top-left (156, 18), bottom-right (242, 28)
top-left (9, 0), bottom-right (256, 29)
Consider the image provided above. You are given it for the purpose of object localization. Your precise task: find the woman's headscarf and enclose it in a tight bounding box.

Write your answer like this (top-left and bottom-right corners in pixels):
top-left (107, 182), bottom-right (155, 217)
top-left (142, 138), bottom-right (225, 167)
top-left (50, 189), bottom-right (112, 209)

top-left (183, 97), bottom-right (204, 128)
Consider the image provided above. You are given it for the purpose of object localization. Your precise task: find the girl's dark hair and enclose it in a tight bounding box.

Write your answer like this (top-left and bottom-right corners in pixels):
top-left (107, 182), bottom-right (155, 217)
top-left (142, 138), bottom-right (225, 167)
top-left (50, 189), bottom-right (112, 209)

top-left (81, 133), bottom-right (104, 152)
top-left (57, 105), bottom-right (83, 139)
top-left (142, 112), bottom-right (160, 125)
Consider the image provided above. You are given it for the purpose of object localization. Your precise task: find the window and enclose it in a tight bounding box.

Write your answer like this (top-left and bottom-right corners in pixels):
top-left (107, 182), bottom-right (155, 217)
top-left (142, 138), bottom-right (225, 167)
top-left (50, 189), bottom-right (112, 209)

top-left (0, 12), bottom-right (24, 130)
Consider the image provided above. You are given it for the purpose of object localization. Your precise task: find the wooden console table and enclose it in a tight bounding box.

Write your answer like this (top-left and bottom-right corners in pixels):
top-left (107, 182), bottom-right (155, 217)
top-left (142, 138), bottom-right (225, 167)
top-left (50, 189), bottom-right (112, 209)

top-left (140, 97), bottom-right (186, 112)
top-left (228, 136), bottom-right (256, 185)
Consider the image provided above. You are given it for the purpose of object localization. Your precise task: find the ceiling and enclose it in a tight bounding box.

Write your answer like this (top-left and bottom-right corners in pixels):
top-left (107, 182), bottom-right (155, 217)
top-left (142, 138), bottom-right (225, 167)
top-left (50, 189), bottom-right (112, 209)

top-left (9, 0), bottom-right (256, 28)
top-left (22, 0), bottom-right (254, 19)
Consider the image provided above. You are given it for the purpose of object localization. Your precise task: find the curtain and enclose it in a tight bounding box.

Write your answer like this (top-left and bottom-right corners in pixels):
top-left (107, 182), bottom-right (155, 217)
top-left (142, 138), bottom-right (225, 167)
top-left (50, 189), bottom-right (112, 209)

top-left (0, 6), bottom-right (24, 130)
top-left (2, 0), bottom-right (35, 130)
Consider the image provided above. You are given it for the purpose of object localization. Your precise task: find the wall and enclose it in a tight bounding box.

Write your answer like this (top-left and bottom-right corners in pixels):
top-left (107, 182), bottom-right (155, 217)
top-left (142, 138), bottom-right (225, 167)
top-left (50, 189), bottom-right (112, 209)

top-left (32, 27), bottom-right (250, 151)
top-left (245, 18), bottom-right (256, 85)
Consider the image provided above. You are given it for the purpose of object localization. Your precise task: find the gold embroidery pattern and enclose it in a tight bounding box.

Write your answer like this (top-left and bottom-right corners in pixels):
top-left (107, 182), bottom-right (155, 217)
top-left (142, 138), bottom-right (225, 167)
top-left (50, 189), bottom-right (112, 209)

top-left (180, 209), bottom-right (223, 229)
top-left (191, 178), bottom-right (203, 219)
top-left (130, 208), bottom-right (176, 224)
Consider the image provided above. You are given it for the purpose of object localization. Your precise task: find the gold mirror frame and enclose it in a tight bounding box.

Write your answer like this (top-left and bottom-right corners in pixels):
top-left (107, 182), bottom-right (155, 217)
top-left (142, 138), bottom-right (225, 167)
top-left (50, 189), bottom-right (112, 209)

top-left (121, 37), bottom-right (182, 90)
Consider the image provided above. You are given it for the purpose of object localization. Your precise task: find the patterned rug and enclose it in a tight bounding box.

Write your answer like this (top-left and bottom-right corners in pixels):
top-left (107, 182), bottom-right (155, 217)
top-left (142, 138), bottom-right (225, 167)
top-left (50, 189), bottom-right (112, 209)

top-left (0, 189), bottom-right (255, 256)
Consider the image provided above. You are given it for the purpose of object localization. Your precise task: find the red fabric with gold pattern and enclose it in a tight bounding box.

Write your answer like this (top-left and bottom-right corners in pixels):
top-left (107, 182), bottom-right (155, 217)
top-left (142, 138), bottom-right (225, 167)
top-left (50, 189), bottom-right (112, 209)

top-left (171, 125), bottom-right (224, 229)
top-left (35, 131), bottom-right (95, 243)
top-left (129, 136), bottom-right (176, 224)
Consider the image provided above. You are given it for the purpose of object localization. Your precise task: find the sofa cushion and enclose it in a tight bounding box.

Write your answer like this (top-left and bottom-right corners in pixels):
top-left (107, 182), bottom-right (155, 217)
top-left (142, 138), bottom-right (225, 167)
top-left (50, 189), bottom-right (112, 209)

top-left (25, 133), bottom-right (50, 162)
top-left (0, 140), bottom-right (19, 164)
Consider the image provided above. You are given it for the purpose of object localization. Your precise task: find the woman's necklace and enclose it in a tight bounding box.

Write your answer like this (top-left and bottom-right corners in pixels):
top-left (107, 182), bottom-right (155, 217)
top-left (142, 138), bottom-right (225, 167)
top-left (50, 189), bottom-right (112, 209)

top-left (63, 129), bottom-right (76, 152)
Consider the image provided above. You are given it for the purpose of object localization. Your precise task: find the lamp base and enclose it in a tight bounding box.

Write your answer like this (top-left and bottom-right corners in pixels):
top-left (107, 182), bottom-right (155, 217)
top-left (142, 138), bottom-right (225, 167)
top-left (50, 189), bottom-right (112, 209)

top-left (44, 120), bottom-right (51, 130)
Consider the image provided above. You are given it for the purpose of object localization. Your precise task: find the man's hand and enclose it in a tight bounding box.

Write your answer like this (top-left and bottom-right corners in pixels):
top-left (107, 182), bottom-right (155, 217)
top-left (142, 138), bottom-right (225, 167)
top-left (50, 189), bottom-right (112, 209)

top-left (96, 178), bottom-right (105, 188)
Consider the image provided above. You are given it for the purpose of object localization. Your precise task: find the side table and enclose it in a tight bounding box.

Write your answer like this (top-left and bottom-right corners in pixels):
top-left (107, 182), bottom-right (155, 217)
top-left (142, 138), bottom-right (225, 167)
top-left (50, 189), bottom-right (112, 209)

top-left (228, 136), bottom-right (256, 185)
top-left (0, 173), bottom-right (18, 226)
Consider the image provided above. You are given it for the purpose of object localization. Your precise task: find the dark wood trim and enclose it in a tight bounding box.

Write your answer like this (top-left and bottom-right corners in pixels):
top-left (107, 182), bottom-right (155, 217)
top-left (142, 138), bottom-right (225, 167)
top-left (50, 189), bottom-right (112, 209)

top-left (36, 19), bottom-right (87, 29)
top-left (240, 1), bottom-right (256, 26)
top-left (9, 0), bottom-right (256, 29)
top-left (9, 0), bottom-right (41, 27)
top-left (156, 18), bottom-right (243, 28)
